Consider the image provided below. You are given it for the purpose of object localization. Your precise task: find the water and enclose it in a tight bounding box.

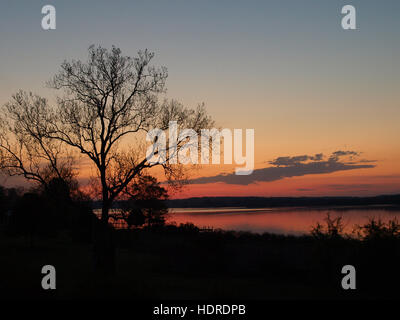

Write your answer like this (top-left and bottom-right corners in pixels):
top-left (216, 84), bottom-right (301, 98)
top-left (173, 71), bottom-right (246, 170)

top-left (167, 206), bottom-right (400, 235)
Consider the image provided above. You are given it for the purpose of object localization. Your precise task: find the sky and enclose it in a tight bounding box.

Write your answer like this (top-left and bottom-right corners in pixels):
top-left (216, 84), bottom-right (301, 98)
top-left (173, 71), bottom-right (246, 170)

top-left (0, 0), bottom-right (399, 198)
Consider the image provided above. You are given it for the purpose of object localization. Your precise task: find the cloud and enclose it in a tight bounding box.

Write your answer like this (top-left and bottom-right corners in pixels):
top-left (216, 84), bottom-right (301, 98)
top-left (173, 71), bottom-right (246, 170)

top-left (189, 150), bottom-right (376, 186)
top-left (297, 188), bottom-right (315, 192)
top-left (328, 150), bottom-right (359, 162)
top-left (326, 184), bottom-right (372, 190)
top-left (269, 153), bottom-right (324, 166)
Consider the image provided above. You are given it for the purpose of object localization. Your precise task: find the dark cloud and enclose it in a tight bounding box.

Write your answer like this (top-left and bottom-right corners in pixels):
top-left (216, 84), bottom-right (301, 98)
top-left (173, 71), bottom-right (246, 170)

top-left (269, 153), bottom-right (323, 167)
top-left (326, 184), bottom-right (373, 190)
top-left (189, 150), bottom-right (376, 186)
top-left (329, 150), bottom-right (359, 162)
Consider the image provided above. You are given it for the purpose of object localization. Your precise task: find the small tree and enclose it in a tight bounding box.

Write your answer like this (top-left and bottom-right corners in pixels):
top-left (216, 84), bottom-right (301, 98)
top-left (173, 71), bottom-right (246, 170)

top-left (125, 207), bottom-right (146, 229)
top-left (119, 175), bottom-right (169, 229)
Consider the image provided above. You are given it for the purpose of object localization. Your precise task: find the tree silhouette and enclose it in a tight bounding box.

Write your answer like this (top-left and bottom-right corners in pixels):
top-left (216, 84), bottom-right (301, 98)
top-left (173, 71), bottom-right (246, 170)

top-left (118, 175), bottom-right (169, 229)
top-left (44, 45), bottom-right (213, 224)
top-left (0, 45), bottom-right (214, 271)
top-left (1, 46), bottom-right (214, 226)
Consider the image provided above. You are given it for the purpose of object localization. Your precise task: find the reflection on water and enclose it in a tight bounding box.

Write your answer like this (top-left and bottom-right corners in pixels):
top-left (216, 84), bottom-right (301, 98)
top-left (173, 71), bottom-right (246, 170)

top-left (167, 206), bottom-right (400, 235)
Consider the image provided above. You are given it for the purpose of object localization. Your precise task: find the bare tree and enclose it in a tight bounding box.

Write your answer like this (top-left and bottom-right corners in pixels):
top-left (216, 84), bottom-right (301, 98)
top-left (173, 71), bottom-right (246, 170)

top-left (44, 45), bottom-right (214, 224)
top-left (0, 91), bottom-right (76, 188)
top-left (0, 45), bottom-right (214, 272)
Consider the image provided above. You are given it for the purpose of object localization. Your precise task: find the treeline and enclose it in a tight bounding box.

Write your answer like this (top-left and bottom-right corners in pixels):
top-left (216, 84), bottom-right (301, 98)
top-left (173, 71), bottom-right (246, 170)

top-left (0, 175), bottom-right (170, 245)
top-left (161, 194), bottom-right (400, 208)
top-left (0, 180), bottom-right (95, 245)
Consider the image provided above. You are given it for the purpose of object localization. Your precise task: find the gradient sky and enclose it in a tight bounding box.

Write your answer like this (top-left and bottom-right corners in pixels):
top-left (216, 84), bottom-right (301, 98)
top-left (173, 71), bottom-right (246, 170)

top-left (1, 0), bottom-right (400, 197)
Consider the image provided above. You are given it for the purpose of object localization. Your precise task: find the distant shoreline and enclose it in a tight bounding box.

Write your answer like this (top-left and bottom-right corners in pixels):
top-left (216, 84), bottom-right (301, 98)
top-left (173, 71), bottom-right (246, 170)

top-left (91, 194), bottom-right (400, 209)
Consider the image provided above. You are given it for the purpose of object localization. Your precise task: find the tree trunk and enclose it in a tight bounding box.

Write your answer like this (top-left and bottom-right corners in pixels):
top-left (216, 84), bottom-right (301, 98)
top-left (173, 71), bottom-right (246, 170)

top-left (101, 190), bottom-right (110, 222)
top-left (93, 200), bottom-right (116, 274)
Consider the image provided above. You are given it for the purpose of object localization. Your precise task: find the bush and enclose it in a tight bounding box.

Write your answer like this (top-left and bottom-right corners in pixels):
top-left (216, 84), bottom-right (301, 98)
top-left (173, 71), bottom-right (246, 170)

top-left (311, 213), bottom-right (345, 240)
top-left (354, 217), bottom-right (400, 241)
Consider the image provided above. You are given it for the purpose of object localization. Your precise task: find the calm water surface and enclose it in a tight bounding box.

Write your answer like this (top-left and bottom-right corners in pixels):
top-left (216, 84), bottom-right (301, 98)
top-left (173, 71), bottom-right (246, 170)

top-left (167, 206), bottom-right (400, 235)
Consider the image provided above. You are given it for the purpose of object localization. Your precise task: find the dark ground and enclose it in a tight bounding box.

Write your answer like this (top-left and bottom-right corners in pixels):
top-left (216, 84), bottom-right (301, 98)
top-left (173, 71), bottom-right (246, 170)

top-left (1, 224), bottom-right (399, 300)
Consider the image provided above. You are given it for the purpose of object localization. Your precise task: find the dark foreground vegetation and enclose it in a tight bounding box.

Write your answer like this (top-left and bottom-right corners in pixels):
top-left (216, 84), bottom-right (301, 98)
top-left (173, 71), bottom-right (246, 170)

top-left (1, 199), bottom-right (400, 300)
